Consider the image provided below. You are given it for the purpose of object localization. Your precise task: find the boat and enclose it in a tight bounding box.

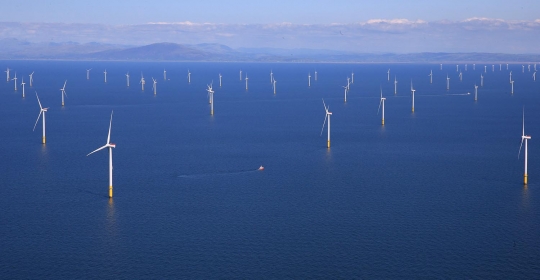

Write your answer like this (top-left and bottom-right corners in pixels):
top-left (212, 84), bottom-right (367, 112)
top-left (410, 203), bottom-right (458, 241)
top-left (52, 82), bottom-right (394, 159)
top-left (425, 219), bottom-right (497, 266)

top-left (258, 165), bottom-right (264, 171)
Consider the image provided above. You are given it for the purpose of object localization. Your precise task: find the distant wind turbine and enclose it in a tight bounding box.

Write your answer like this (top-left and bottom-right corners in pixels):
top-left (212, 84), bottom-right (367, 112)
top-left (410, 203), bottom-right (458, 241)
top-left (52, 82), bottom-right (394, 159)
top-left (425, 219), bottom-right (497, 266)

top-left (533, 72), bottom-right (536, 81)
top-left (387, 69), bottom-right (390, 81)
top-left (492, 65), bottom-right (495, 72)
top-left (152, 78), bottom-right (157, 95)
top-left (273, 79), bottom-right (277, 95)
top-left (239, 70), bottom-right (242, 81)
top-left (270, 70), bottom-right (273, 84)
top-left (428, 69), bottom-right (433, 84)
top-left (163, 69), bottom-right (166, 80)
top-left (33, 92), bottom-right (48, 144)
top-left (5, 68), bottom-right (10, 82)
top-left (126, 72), bottom-right (130, 87)
top-left (480, 74), bottom-right (484, 87)
top-left (315, 70), bottom-right (317, 81)
top-left (459, 71), bottom-right (462, 82)
top-left (140, 74), bottom-right (145, 91)
top-left (465, 64), bottom-right (468, 71)
top-left (87, 110), bottom-right (116, 198)
top-left (29, 71), bottom-right (34, 87)
top-left (351, 72), bottom-right (354, 84)
top-left (484, 65), bottom-right (487, 73)
top-left (473, 64), bottom-right (476, 71)
top-left (511, 80), bottom-right (514, 94)
top-left (411, 81), bottom-right (416, 113)
top-left (104, 69), bottom-right (107, 83)
top-left (207, 83), bottom-right (214, 115)
top-left (507, 63), bottom-right (509, 70)
top-left (522, 65), bottom-right (525, 73)
top-left (378, 87), bottom-right (386, 125)
top-left (320, 99), bottom-right (332, 148)
top-left (245, 73), bottom-right (249, 90)
top-left (510, 71), bottom-right (513, 83)
top-left (518, 108), bottom-right (532, 185)
top-left (394, 76), bottom-right (398, 94)
top-left (12, 72), bottom-right (17, 91)
top-left (446, 74), bottom-right (450, 90)
top-left (440, 64), bottom-right (443, 70)
top-left (456, 64), bottom-right (459, 72)
top-left (60, 80), bottom-right (67, 106)
top-left (219, 73), bottom-right (222, 87)
top-left (21, 77), bottom-right (25, 98)
top-left (474, 84), bottom-right (478, 101)
top-left (308, 72), bottom-right (311, 87)
top-left (188, 70), bottom-right (191, 84)
top-left (342, 85), bottom-right (348, 103)
top-left (86, 69), bottom-right (91, 80)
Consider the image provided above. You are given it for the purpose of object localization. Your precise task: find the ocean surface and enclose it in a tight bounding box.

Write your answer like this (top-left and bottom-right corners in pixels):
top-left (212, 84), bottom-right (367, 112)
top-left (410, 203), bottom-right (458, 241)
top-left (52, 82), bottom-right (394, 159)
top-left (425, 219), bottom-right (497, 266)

top-left (1, 61), bottom-right (539, 279)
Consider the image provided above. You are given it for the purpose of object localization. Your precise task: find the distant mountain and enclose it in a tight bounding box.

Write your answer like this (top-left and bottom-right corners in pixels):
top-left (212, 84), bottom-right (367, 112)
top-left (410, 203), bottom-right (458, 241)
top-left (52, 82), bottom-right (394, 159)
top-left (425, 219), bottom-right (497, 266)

top-left (0, 39), bottom-right (539, 62)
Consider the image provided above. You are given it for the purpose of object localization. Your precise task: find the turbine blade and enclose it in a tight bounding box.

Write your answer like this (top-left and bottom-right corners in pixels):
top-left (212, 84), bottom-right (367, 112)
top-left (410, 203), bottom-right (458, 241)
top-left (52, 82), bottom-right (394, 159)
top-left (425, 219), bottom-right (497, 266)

top-left (107, 110), bottom-right (113, 144)
top-left (518, 139), bottom-right (524, 159)
top-left (87, 145), bottom-right (108, 156)
top-left (377, 100), bottom-right (382, 115)
top-left (63, 80), bottom-right (67, 90)
top-left (33, 111), bottom-right (42, 131)
top-left (320, 115), bottom-right (328, 136)
top-left (35, 92), bottom-right (42, 109)
top-left (522, 108), bottom-right (525, 136)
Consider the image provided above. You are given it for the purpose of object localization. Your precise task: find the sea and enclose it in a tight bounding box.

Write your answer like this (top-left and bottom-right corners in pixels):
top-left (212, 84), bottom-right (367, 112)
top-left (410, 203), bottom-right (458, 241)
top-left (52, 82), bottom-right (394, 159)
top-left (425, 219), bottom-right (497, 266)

top-left (0, 61), bottom-right (539, 279)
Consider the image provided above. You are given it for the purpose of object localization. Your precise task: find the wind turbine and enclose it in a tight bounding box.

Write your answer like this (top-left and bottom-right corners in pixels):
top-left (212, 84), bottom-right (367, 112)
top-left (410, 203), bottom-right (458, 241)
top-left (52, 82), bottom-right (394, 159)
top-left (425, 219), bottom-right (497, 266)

top-left (500, 64), bottom-right (502, 71)
top-left (314, 70), bottom-right (317, 81)
top-left (387, 69), bottom-right (390, 81)
top-left (152, 78), bottom-right (157, 95)
top-left (534, 72), bottom-right (537, 81)
top-left (320, 99), bottom-right (332, 148)
top-left (446, 74), bottom-right (450, 90)
top-left (219, 73), bottom-right (222, 87)
top-left (484, 65), bottom-right (487, 73)
top-left (33, 92), bottom-right (48, 144)
top-left (163, 69), bottom-right (166, 80)
top-left (492, 65), bottom-right (495, 72)
top-left (346, 77), bottom-right (350, 91)
top-left (60, 80), bottom-right (67, 106)
top-left (518, 108), bottom-right (532, 185)
top-left (440, 64), bottom-right (443, 70)
top-left (239, 70), bottom-right (242, 81)
top-left (465, 64), bottom-right (468, 71)
top-left (245, 73), bottom-right (249, 90)
top-left (206, 83), bottom-right (214, 115)
top-left (474, 84), bottom-right (478, 101)
top-left (342, 85), bottom-right (348, 103)
top-left (351, 72), bottom-right (354, 84)
top-left (270, 70), bottom-right (273, 84)
top-left (378, 88), bottom-right (386, 125)
top-left (273, 79), bottom-right (277, 95)
top-left (86, 69), bottom-right (91, 80)
top-left (29, 71), bottom-right (34, 87)
top-left (459, 71), bottom-right (462, 82)
top-left (87, 111), bottom-right (116, 198)
top-left (188, 70), bottom-right (191, 84)
top-left (308, 72), bottom-right (311, 87)
top-left (126, 72), bottom-right (130, 87)
top-left (140, 74), bottom-right (145, 91)
top-left (528, 64), bottom-right (531, 72)
top-left (480, 74), bottom-right (484, 87)
top-left (511, 80), bottom-right (514, 94)
top-left (104, 69), bottom-right (107, 83)
top-left (21, 77), bottom-right (25, 98)
top-left (473, 64), bottom-right (476, 71)
top-left (510, 71), bottom-right (513, 83)
top-left (411, 80), bottom-right (416, 113)
top-left (428, 69), bottom-right (433, 84)
top-left (12, 72), bottom-right (18, 90)
top-left (394, 76), bottom-right (398, 94)
top-left (456, 64), bottom-right (459, 72)
top-left (5, 67), bottom-right (10, 82)
top-left (206, 81), bottom-right (213, 104)
top-left (507, 63), bottom-right (509, 70)
top-left (522, 65), bottom-right (525, 73)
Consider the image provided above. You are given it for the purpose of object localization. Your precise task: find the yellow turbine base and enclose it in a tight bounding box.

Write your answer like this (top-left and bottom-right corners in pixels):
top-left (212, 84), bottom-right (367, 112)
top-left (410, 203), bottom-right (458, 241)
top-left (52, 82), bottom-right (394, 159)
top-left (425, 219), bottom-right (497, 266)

top-left (62, 102), bottom-right (64, 106)
top-left (327, 141), bottom-right (330, 148)
top-left (42, 137), bottom-right (46, 144)
top-left (382, 119), bottom-right (385, 125)
top-left (412, 108), bottom-right (415, 113)
top-left (211, 110), bottom-right (214, 115)
top-left (109, 186), bottom-right (113, 198)
top-left (524, 174), bottom-right (528, 185)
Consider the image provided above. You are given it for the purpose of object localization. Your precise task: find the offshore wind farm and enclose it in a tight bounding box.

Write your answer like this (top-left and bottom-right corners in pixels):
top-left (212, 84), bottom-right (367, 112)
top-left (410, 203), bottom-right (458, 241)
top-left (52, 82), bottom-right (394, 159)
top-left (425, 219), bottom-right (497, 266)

top-left (1, 60), bottom-right (539, 278)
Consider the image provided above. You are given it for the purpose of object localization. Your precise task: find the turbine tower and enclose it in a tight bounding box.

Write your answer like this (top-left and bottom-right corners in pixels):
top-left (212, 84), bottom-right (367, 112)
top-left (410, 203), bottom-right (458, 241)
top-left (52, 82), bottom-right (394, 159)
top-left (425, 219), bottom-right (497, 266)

top-left (188, 70), bottom-right (191, 84)
top-left (511, 80), bottom-right (514, 94)
top-left (140, 74), bottom-right (145, 91)
top-left (29, 71), bottom-right (34, 87)
top-left (219, 73), bottom-right (222, 87)
top-left (459, 71), bottom-right (462, 82)
top-left (5, 67), bottom-right (10, 82)
top-left (351, 72), bottom-right (354, 84)
top-left (163, 69), bottom-right (166, 80)
top-left (411, 81), bottom-right (416, 113)
top-left (12, 72), bottom-right (17, 90)
top-left (33, 92), bottom-right (48, 144)
top-left (126, 72), bottom-right (130, 87)
top-left (320, 99), bottom-right (332, 148)
top-left (387, 69), bottom-right (390, 81)
top-left (519, 109), bottom-right (532, 185)
top-left (273, 79), bottom-right (277, 95)
top-left (86, 69), bottom-right (91, 80)
top-left (446, 74), bottom-right (450, 90)
top-left (152, 78), bottom-right (157, 95)
top-left (21, 77), bottom-right (25, 98)
top-left (87, 111), bottom-right (116, 198)
top-left (245, 73), bottom-right (249, 90)
top-left (315, 71), bottom-right (317, 81)
top-left (480, 74), bottom-right (484, 87)
top-left (239, 70), bottom-right (242, 81)
top-left (510, 71), bottom-right (513, 83)
top-left (308, 73), bottom-right (311, 87)
top-left (270, 70), bottom-right (273, 84)
top-left (428, 69), bottom-right (432, 84)
top-left (104, 69), bottom-right (107, 83)
top-left (206, 83), bottom-right (214, 115)
top-left (474, 84), bottom-right (478, 101)
top-left (394, 76), bottom-right (398, 94)
top-left (342, 85), bottom-right (348, 103)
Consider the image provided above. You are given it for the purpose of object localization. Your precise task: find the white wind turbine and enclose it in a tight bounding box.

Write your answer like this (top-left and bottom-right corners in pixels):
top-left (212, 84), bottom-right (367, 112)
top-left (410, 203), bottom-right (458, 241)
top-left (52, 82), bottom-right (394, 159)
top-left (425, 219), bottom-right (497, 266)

top-left (163, 69), bottom-right (166, 80)
top-left (29, 71), bottom-right (34, 87)
top-left (500, 64), bottom-right (502, 71)
top-left (86, 69), bottom-right (91, 80)
top-left (239, 70), bottom-right (242, 81)
top-left (206, 81), bottom-right (213, 104)
top-left (394, 76), bottom-right (398, 94)
top-left (87, 111), bottom-right (116, 198)
top-left (60, 80), bottom-right (67, 106)
top-left (188, 70), bottom-right (191, 84)
top-left (480, 74), bottom-right (484, 87)
top-left (104, 69), bottom-right (107, 83)
top-left (518, 109), bottom-right (532, 185)
top-left (270, 70), bottom-right (273, 84)
top-left (507, 63), bottom-right (509, 70)
top-left (206, 83), bottom-right (214, 115)
top-left (387, 69), bottom-right (390, 81)
top-left (411, 80), bottom-right (416, 113)
top-left (21, 77), bottom-right (25, 98)
top-left (126, 72), bottom-right (130, 87)
top-left (152, 78), bottom-right (157, 95)
top-left (351, 72), bottom-right (354, 84)
top-left (484, 65), bottom-right (487, 73)
top-left (378, 88), bottom-right (386, 125)
top-left (474, 84), bottom-right (478, 101)
top-left (273, 78), bottom-right (277, 94)
top-left (33, 92), bottom-right (49, 144)
top-left (428, 69), bottom-right (433, 84)
top-left (459, 71), bottom-right (462, 82)
top-left (510, 71), bottom-right (513, 83)
top-left (245, 73), bottom-right (249, 90)
top-left (456, 64), bottom-right (459, 72)
top-left (522, 65), bottom-right (525, 73)
top-left (346, 77), bottom-right (350, 91)
top-left (342, 85), bottom-right (348, 103)
top-left (534, 64), bottom-right (537, 71)
top-left (5, 67), bottom-right (10, 82)
top-left (473, 64), bottom-right (476, 71)
top-left (320, 99), bottom-right (332, 148)
top-left (140, 74), bottom-right (145, 91)
top-left (528, 64), bottom-right (531, 72)
top-left (315, 70), bottom-right (317, 81)
top-left (219, 73), bottom-right (222, 87)
top-left (446, 74), bottom-right (450, 90)
top-left (534, 72), bottom-right (537, 81)
top-left (308, 72), bottom-right (311, 87)
top-left (440, 64), bottom-right (443, 70)
top-left (12, 72), bottom-right (17, 91)
top-left (511, 80), bottom-right (514, 94)
top-left (465, 64), bottom-right (468, 71)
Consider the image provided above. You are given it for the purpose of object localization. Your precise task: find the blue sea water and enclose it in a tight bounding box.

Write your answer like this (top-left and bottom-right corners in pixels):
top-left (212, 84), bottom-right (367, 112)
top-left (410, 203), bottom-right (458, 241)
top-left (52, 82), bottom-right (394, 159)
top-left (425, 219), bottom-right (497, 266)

top-left (0, 61), bottom-right (539, 278)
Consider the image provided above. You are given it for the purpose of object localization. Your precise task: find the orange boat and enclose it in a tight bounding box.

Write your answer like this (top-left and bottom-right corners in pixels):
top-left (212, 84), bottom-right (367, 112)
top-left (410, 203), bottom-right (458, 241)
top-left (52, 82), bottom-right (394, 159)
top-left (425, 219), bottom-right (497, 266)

top-left (258, 165), bottom-right (264, 171)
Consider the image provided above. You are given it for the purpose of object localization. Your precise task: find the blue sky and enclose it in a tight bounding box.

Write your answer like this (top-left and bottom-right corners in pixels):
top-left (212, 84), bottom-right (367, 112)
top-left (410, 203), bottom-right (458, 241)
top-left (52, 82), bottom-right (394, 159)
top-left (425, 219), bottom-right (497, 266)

top-left (2, 0), bottom-right (539, 24)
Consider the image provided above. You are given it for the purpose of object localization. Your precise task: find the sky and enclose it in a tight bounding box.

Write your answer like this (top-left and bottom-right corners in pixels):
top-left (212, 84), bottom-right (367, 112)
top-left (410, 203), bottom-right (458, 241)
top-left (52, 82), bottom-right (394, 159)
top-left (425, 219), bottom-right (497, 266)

top-left (1, 0), bottom-right (540, 53)
top-left (3, 0), bottom-right (539, 25)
